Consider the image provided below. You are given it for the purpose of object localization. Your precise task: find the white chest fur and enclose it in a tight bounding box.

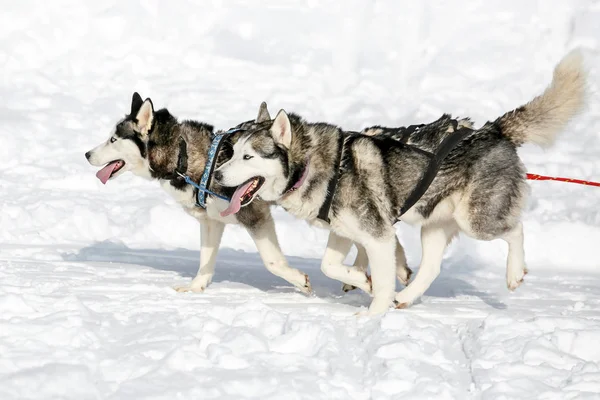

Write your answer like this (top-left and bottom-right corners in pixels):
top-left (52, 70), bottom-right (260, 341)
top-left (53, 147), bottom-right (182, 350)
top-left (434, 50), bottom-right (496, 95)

top-left (159, 180), bottom-right (239, 224)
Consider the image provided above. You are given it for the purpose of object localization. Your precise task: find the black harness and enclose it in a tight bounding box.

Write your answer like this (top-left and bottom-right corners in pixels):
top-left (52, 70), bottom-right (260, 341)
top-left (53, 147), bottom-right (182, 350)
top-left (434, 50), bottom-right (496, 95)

top-left (317, 134), bottom-right (345, 223)
top-left (398, 125), bottom-right (472, 216)
top-left (317, 124), bottom-right (473, 223)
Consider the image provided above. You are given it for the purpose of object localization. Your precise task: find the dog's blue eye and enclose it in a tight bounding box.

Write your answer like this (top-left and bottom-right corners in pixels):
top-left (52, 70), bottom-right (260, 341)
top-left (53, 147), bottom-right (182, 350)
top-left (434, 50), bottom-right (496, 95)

top-left (243, 155), bottom-right (253, 160)
top-left (110, 137), bottom-right (117, 143)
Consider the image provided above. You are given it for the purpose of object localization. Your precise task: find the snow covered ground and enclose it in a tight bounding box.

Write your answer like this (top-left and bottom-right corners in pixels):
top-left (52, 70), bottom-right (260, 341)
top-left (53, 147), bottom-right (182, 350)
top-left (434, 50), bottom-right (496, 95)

top-left (1, 1), bottom-right (600, 399)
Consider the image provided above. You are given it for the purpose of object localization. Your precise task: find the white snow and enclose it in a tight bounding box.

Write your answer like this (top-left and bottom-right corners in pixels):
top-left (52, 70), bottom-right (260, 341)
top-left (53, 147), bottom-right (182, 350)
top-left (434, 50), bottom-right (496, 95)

top-left (1, 1), bottom-right (600, 399)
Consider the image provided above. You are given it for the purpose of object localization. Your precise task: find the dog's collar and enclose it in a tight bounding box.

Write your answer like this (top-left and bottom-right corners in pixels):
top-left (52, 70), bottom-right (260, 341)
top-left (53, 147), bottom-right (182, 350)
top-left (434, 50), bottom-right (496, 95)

top-left (173, 138), bottom-right (189, 178)
top-left (160, 138), bottom-right (189, 181)
top-left (282, 136), bottom-right (345, 223)
top-left (173, 128), bottom-right (241, 208)
top-left (283, 160), bottom-right (310, 195)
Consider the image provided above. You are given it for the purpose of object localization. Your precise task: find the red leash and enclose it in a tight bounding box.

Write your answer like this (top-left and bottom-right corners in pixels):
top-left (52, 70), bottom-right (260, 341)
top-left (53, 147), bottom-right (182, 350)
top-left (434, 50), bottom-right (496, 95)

top-left (527, 173), bottom-right (600, 187)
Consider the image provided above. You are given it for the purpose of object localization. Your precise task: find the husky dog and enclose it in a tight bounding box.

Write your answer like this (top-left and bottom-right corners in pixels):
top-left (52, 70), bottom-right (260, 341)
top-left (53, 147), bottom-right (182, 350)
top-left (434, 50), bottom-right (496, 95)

top-left (223, 107), bottom-right (469, 295)
top-left (215, 51), bottom-right (586, 314)
top-left (342, 114), bottom-right (474, 291)
top-left (85, 94), bottom-right (312, 294)
top-left (267, 105), bottom-right (474, 293)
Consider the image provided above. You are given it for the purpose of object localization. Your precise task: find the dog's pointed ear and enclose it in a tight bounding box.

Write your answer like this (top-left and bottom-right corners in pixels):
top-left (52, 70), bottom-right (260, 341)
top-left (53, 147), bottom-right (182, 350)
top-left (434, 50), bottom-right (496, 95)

top-left (131, 92), bottom-right (143, 115)
top-left (270, 109), bottom-right (292, 148)
top-left (256, 101), bottom-right (271, 123)
top-left (135, 98), bottom-right (154, 135)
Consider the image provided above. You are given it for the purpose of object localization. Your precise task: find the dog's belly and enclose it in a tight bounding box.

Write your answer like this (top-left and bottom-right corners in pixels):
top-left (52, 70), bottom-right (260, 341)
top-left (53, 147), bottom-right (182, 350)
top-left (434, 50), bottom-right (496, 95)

top-left (398, 207), bottom-right (424, 225)
top-left (400, 192), bottom-right (462, 226)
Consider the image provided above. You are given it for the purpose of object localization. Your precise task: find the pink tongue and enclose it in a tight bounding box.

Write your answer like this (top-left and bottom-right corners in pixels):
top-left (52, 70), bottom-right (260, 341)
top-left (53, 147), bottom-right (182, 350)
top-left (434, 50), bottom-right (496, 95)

top-left (95, 161), bottom-right (120, 185)
top-left (220, 180), bottom-right (255, 217)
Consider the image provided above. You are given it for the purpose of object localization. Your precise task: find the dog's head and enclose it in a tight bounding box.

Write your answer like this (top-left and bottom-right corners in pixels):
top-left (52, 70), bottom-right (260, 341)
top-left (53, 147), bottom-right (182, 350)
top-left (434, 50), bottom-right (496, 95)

top-left (216, 105), bottom-right (299, 216)
top-left (85, 92), bottom-right (155, 183)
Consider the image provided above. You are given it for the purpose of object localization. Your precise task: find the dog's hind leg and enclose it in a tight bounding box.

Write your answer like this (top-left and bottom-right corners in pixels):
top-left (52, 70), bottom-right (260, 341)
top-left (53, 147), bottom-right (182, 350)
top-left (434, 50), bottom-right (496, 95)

top-left (249, 217), bottom-right (312, 294)
top-left (395, 240), bottom-right (412, 286)
top-left (322, 232), bottom-right (373, 294)
top-left (454, 162), bottom-right (529, 290)
top-left (395, 221), bottom-right (458, 308)
top-left (175, 218), bottom-right (225, 293)
top-left (503, 221), bottom-right (528, 290)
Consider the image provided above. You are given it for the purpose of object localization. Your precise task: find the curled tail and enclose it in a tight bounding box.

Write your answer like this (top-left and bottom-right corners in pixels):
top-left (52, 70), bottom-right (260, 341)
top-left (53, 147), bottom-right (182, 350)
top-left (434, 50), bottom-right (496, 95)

top-left (496, 50), bottom-right (586, 147)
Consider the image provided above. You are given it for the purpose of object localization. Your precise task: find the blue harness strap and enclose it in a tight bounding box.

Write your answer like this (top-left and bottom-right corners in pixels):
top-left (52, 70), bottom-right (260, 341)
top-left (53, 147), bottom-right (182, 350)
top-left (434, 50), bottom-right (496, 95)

top-left (177, 128), bottom-right (240, 208)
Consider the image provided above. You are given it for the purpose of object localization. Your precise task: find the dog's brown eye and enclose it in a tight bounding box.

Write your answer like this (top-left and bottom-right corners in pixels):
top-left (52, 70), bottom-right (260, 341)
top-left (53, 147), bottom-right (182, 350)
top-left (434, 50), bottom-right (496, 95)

top-left (243, 154), bottom-right (253, 160)
top-left (110, 137), bottom-right (117, 143)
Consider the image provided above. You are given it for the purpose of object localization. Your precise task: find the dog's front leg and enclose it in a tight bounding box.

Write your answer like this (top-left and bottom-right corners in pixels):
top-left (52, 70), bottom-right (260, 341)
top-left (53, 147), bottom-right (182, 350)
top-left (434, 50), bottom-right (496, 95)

top-left (321, 232), bottom-right (373, 294)
top-left (362, 233), bottom-right (397, 315)
top-left (175, 218), bottom-right (225, 292)
top-left (341, 244), bottom-right (370, 292)
top-left (342, 239), bottom-right (412, 292)
top-left (248, 217), bottom-right (312, 294)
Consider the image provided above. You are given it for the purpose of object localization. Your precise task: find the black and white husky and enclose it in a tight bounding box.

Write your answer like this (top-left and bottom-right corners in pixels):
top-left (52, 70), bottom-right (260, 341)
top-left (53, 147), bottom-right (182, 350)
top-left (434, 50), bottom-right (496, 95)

top-left (215, 51), bottom-right (586, 314)
top-left (85, 94), bottom-right (312, 294)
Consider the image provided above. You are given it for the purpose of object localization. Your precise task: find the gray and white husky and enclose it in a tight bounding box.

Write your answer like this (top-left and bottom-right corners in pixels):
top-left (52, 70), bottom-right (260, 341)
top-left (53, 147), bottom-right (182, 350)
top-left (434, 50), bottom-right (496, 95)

top-left (85, 94), bottom-right (312, 294)
top-left (215, 51), bottom-right (586, 314)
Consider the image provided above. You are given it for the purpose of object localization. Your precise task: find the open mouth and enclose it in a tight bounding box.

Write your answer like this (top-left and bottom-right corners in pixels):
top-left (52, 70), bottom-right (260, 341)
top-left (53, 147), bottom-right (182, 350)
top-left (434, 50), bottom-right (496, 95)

top-left (95, 160), bottom-right (126, 184)
top-left (240, 177), bottom-right (265, 206)
top-left (220, 177), bottom-right (265, 217)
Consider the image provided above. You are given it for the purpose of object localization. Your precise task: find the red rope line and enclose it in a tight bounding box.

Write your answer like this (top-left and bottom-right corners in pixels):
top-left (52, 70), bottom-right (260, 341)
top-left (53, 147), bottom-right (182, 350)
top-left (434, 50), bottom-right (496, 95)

top-left (527, 173), bottom-right (600, 187)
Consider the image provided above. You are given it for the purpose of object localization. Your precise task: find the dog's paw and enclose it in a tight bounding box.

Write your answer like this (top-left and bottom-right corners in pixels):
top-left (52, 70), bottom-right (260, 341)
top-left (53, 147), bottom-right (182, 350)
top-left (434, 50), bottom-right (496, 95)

top-left (397, 266), bottom-right (413, 286)
top-left (174, 284), bottom-right (205, 293)
top-left (341, 274), bottom-right (371, 294)
top-left (174, 276), bottom-right (211, 293)
top-left (393, 292), bottom-right (415, 309)
top-left (354, 309), bottom-right (370, 317)
top-left (393, 300), bottom-right (411, 309)
top-left (507, 267), bottom-right (528, 291)
top-left (342, 283), bottom-right (357, 292)
top-left (361, 274), bottom-right (373, 295)
top-left (297, 274), bottom-right (313, 295)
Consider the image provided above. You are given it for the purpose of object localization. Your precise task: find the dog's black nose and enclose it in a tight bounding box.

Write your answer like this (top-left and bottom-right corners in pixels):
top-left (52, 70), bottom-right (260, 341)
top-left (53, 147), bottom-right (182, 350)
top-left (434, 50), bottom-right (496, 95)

top-left (214, 170), bottom-right (223, 182)
top-left (85, 151), bottom-right (91, 160)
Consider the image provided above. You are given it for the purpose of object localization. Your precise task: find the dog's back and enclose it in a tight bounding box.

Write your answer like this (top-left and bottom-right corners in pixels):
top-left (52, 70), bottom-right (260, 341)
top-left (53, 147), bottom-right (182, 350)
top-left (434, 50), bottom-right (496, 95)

top-left (362, 114), bottom-right (473, 152)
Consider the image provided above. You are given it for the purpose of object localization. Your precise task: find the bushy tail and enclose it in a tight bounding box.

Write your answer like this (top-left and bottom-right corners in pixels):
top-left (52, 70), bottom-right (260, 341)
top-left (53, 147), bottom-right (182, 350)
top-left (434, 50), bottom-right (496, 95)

top-left (495, 50), bottom-right (586, 147)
